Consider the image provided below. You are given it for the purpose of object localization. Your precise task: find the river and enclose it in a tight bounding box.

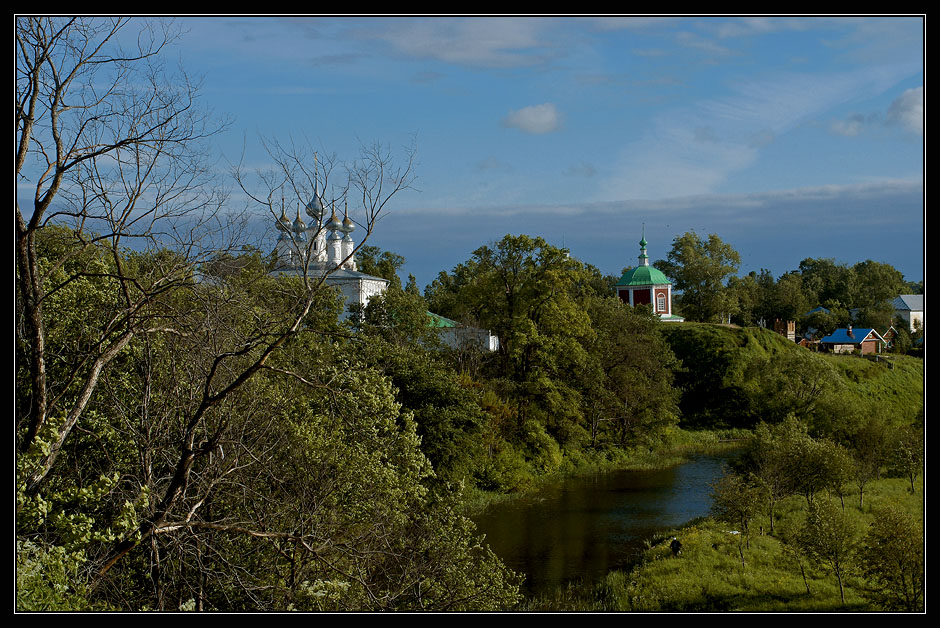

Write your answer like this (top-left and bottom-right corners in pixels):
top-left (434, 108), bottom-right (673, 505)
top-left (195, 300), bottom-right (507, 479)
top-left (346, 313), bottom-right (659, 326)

top-left (471, 451), bottom-right (741, 597)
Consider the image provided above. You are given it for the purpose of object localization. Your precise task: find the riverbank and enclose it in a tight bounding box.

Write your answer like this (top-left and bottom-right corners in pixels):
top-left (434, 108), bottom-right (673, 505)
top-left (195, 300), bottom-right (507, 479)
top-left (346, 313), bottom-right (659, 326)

top-left (521, 474), bottom-right (923, 611)
top-left (462, 427), bottom-right (749, 516)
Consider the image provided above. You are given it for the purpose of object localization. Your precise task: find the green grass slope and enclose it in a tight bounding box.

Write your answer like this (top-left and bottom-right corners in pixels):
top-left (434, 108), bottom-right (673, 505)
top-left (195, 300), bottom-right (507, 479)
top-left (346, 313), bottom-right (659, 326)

top-left (599, 475), bottom-right (924, 612)
top-left (660, 324), bottom-right (923, 433)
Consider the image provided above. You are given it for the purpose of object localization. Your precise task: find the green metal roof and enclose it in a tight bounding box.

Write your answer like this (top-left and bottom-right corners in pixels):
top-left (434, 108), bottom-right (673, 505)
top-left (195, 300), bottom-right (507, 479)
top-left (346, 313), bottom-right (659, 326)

top-left (615, 265), bottom-right (671, 287)
top-left (426, 311), bottom-right (458, 328)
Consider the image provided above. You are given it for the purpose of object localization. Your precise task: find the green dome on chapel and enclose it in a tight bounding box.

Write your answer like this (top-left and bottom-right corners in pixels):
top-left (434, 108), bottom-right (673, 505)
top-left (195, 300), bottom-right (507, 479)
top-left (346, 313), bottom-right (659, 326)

top-left (615, 265), bottom-right (671, 287)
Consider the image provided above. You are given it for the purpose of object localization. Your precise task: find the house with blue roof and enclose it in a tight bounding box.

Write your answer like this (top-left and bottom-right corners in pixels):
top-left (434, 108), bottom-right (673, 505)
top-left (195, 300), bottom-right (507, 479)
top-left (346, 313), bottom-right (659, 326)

top-left (819, 326), bottom-right (886, 355)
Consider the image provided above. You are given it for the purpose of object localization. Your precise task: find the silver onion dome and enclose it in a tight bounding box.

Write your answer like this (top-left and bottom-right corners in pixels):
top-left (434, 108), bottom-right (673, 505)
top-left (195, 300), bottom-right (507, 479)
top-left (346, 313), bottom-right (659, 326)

top-left (326, 207), bottom-right (343, 232)
top-left (292, 206), bottom-right (308, 240)
top-left (341, 213), bottom-right (355, 235)
top-left (305, 192), bottom-right (325, 222)
top-left (276, 209), bottom-right (291, 234)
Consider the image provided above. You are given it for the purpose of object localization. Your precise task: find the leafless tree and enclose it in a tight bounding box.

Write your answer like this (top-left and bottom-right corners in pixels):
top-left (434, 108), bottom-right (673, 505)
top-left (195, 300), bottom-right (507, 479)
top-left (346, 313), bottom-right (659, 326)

top-left (16, 17), bottom-right (228, 494)
top-left (233, 134), bottom-right (418, 286)
top-left (16, 18), bottom-right (421, 600)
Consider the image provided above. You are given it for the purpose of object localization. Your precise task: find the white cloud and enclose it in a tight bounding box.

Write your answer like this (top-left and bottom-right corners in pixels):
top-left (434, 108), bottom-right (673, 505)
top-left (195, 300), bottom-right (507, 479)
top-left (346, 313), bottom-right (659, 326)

top-left (599, 67), bottom-right (913, 202)
top-left (708, 16), bottom-right (814, 39)
top-left (887, 86), bottom-right (924, 134)
top-left (502, 103), bottom-right (562, 135)
top-left (373, 18), bottom-right (553, 68)
top-left (674, 31), bottom-right (735, 57)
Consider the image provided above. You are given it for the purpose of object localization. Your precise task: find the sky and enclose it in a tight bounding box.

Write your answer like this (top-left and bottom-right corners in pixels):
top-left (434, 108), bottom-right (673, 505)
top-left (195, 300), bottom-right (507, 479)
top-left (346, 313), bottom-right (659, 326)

top-left (164, 16), bottom-right (924, 289)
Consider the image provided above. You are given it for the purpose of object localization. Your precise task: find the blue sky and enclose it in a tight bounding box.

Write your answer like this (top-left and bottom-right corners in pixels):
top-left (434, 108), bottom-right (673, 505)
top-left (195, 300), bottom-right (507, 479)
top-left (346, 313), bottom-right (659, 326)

top-left (169, 16), bottom-right (924, 288)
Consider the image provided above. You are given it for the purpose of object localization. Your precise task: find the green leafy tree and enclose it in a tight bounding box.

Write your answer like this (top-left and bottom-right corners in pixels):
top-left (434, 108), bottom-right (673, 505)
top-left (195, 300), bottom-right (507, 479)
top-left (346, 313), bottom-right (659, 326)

top-left (889, 324), bottom-right (913, 354)
top-left (887, 422), bottom-right (924, 493)
top-left (727, 271), bottom-right (762, 326)
top-left (852, 260), bottom-right (906, 309)
top-left (426, 235), bottom-right (593, 440)
top-left (742, 422), bottom-right (795, 534)
top-left (798, 258), bottom-right (858, 307)
top-left (756, 351), bottom-right (841, 423)
top-left (848, 416), bottom-right (888, 509)
top-left (859, 506), bottom-right (924, 611)
top-left (802, 302), bottom-right (850, 339)
top-left (353, 337), bottom-right (487, 483)
top-left (581, 296), bottom-right (679, 448)
top-left (356, 245), bottom-right (406, 289)
top-left (771, 271), bottom-right (812, 323)
top-left (796, 499), bottom-right (857, 604)
top-left (654, 231), bottom-right (741, 323)
top-left (711, 473), bottom-right (762, 564)
top-left (820, 440), bottom-right (854, 512)
top-left (360, 283), bottom-right (440, 348)
top-left (777, 421), bottom-right (832, 507)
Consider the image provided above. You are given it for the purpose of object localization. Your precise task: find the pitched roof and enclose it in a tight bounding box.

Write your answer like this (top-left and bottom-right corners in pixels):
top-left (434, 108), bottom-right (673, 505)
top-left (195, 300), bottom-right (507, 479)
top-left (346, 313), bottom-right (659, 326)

top-left (892, 294), bottom-right (923, 312)
top-left (426, 311), bottom-right (458, 328)
top-left (820, 328), bottom-right (884, 345)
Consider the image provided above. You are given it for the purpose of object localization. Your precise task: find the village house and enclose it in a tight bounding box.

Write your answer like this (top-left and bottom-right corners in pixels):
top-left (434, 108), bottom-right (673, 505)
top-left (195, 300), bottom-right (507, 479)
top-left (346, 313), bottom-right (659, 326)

top-left (892, 294), bottom-right (924, 332)
top-left (819, 326), bottom-right (886, 355)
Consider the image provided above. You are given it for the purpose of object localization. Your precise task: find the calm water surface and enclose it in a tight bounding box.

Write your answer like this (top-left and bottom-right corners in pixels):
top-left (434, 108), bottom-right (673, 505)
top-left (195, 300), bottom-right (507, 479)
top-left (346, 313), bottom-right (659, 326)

top-left (472, 451), bottom-right (741, 597)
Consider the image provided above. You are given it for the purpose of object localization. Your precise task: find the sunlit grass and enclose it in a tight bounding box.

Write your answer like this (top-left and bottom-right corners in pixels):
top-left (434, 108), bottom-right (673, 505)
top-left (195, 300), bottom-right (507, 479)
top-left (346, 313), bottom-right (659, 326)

top-left (516, 474), bottom-right (922, 611)
top-left (596, 475), bottom-right (922, 612)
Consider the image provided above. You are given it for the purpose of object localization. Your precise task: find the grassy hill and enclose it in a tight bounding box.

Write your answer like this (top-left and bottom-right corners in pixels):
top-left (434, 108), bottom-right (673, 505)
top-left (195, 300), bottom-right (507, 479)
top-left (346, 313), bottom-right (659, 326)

top-left (659, 323), bottom-right (923, 434)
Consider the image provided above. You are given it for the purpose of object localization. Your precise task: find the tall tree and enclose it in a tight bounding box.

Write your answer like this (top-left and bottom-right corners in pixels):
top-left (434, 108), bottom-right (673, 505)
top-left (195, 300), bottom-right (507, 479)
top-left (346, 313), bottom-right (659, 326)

top-left (654, 231), bottom-right (740, 323)
top-left (796, 500), bottom-right (857, 604)
top-left (887, 422), bottom-right (925, 493)
top-left (356, 245), bottom-right (406, 288)
top-left (742, 422), bottom-right (795, 534)
top-left (711, 473), bottom-right (762, 565)
top-left (580, 297), bottom-right (680, 448)
top-left (17, 17), bottom-right (424, 603)
top-left (16, 16), bottom-right (227, 492)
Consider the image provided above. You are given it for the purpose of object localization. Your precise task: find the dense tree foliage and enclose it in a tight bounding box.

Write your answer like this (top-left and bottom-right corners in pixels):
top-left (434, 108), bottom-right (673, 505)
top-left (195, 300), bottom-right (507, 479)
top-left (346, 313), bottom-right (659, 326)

top-left (887, 421), bottom-right (925, 493)
top-left (15, 17), bottom-right (520, 611)
top-left (859, 506), bottom-right (925, 611)
top-left (425, 234), bottom-right (682, 482)
top-left (356, 245), bottom-right (407, 289)
top-left (649, 228), bottom-right (916, 336)
top-left (16, 235), bottom-right (522, 610)
top-left (795, 500), bottom-right (857, 604)
top-left (725, 256), bottom-right (912, 335)
top-left (654, 232), bottom-right (740, 323)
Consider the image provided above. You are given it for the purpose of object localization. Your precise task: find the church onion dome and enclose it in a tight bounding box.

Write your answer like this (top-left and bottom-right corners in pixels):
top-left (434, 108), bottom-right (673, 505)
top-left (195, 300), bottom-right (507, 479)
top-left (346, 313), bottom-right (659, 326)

top-left (292, 209), bottom-right (308, 240)
top-left (639, 235), bottom-right (648, 247)
top-left (305, 193), bottom-right (325, 221)
top-left (326, 208), bottom-right (343, 232)
top-left (276, 209), bottom-right (291, 234)
top-left (616, 265), bottom-right (671, 287)
top-left (341, 214), bottom-right (355, 235)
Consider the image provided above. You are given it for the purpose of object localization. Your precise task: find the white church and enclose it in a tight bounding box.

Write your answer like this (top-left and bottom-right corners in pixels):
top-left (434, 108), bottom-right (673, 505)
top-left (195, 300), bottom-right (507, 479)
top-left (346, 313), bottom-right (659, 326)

top-left (271, 187), bottom-right (389, 320)
top-left (270, 184), bottom-right (498, 351)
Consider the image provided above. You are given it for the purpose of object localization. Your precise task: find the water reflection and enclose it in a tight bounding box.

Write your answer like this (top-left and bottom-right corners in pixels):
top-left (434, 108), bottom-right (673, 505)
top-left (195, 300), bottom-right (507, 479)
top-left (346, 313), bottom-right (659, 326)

top-left (472, 452), bottom-right (740, 597)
